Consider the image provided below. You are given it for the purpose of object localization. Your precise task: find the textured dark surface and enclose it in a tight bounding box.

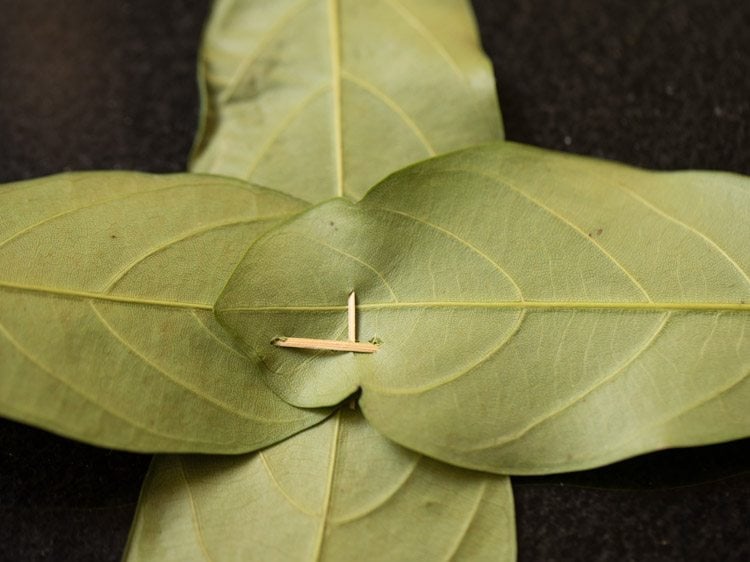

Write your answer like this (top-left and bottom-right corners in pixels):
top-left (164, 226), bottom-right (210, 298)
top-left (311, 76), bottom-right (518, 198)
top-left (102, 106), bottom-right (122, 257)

top-left (0, 0), bottom-right (748, 561)
top-left (475, 0), bottom-right (750, 174)
top-left (0, 0), bottom-right (209, 182)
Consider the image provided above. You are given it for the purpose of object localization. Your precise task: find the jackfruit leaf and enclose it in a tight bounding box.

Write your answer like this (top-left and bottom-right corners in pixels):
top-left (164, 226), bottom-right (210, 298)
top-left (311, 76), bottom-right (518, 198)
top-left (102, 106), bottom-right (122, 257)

top-left (216, 141), bottom-right (750, 475)
top-left (190, 0), bottom-right (503, 202)
top-left (123, 409), bottom-right (515, 562)
top-left (0, 172), bottom-right (326, 453)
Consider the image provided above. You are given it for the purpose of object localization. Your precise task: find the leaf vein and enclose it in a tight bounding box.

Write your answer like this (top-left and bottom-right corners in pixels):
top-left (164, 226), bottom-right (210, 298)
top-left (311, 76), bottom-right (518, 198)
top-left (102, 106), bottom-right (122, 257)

top-left (177, 458), bottom-right (215, 562)
top-left (102, 216), bottom-right (285, 292)
top-left (366, 203), bottom-right (524, 300)
top-left (329, 456), bottom-right (420, 524)
top-left (243, 84), bottom-right (330, 181)
top-left (442, 167), bottom-right (654, 302)
top-left (218, 0), bottom-right (313, 102)
top-left (327, 0), bottom-right (344, 197)
top-left (0, 181), bottom-right (214, 250)
top-left (366, 310), bottom-right (526, 395)
top-left (383, 0), bottom-right (464, 78)
top-left (606, 365), bottom-right (750, 457)
top-left (442, 481), bottom-right (488, 562)
top-left (88, 302), bottom-right (273, 424)
top-left (312, 410), bottom-right (341, 561)
top-left (0, 316), bottom-right (209, 445)
top-left (466, 312), bottom-right (672, 451)
top-left (190, 310), bottom-right (248, 360)
top-left (302, 234), bottom-right (400, 302)
top-left (0, 280), bottom-right (212, 311)
top-left (259, 452), bottom-right (319, 517)
top-left (342, 71), bottom-right (436, 156)
top-left (219, 300), bottom-right (750, 313)
top-left (613, 180), bottom-right (750, 289)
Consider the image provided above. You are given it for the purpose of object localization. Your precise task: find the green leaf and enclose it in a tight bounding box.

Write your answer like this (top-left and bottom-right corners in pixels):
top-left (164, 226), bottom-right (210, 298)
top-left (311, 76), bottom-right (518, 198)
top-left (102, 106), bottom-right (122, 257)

top-left (123, 409), bottom-right (515, 561)
top-left (190, 0), bottom-right (503, 202)
top-left (0, 172), bottom-right (326, 453)
top-left (216, 141), bottom-right (750, 474)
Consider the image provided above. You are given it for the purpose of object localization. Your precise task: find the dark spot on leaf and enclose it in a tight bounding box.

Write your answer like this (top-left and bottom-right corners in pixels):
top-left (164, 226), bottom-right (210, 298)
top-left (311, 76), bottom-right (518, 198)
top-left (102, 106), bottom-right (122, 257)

top-left (588, 228), bottom-right (604, 238)
top-left (110, 234), bottom-right (117, 239)
top-left (422, 500), bottom-right (443, 512)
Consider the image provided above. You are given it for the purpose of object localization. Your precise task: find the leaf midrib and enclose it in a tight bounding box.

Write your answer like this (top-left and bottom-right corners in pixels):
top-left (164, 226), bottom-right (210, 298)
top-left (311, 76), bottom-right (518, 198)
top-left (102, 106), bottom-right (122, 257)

top-left (312, 409), bottom-right (341, 561)
top-left (220, 300), bottom-right (750, 313)
top-left (0, 280), bottom-right (212, 311)
top-left (327, 0), bottom-right (344, 198)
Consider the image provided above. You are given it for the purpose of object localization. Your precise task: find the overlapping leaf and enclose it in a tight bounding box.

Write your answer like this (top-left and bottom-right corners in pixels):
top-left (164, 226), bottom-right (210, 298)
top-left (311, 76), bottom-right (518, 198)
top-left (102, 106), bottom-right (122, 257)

top-left (0, 172), bottom-right (326, 453)
top-left (190, 0), bottom-right (503, 201)
top-left (124, 409), bottom-right (515, 561)
top-left (216, 141), bottom-right (750, 474)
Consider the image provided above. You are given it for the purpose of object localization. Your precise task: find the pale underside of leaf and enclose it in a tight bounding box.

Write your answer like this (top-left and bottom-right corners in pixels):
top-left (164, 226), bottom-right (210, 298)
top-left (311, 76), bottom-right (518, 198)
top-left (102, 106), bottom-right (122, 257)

top-left (0, 172), bottom-right (326, 454)
top-left (216, 142), bottom-right (750, 474)
top-left (190, 0), bottom-right (503, 202)
top-left (123, 409), bottom-right (516, 562)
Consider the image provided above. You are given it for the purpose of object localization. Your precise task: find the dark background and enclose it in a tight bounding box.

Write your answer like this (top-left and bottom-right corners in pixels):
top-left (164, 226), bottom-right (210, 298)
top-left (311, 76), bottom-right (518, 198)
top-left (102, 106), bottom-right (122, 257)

top-left (0, 0), bottom-right (748, 560)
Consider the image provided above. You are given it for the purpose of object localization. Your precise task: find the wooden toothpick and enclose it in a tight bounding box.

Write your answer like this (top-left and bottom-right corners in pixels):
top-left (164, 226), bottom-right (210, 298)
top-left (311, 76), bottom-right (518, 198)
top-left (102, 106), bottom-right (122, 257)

top-left (348, 291), bottom-right (356, 342)
top-left (272, 337), bottom-right (378, 353)
top-left (272, 291), bottom-right (379, 353)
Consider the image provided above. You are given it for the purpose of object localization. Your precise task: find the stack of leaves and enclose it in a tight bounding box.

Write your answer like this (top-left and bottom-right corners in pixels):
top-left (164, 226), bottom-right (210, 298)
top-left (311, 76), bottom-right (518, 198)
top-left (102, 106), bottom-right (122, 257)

top-left (0, 1), bottom-right (748, 560)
